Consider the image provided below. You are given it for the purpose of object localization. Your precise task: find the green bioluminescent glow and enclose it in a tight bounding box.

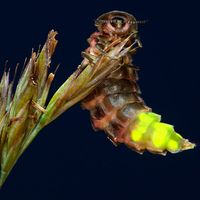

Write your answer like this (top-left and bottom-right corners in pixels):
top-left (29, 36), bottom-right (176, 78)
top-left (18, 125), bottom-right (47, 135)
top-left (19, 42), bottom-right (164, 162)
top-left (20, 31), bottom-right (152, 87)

top-left (130, 112), bottom-right (160, 142)
top-left (151, 122), bottom-right (173, 148)
top-left (130, 111), bottom-right (190, 153)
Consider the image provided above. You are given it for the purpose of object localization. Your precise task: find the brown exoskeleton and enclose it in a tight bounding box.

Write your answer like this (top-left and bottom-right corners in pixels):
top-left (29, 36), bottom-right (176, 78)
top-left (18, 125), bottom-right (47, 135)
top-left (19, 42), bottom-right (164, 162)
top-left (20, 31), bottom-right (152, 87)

top-left (81, 11), bottom-right (194, 155)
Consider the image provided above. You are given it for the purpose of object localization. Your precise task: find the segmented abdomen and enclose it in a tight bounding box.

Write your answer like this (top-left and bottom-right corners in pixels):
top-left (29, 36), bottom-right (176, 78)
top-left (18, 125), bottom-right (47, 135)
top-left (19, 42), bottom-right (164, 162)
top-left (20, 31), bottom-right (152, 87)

top-left (82, 64), bottom-right (194, 155)
top-left (82, 64), bottom-right (150, 149)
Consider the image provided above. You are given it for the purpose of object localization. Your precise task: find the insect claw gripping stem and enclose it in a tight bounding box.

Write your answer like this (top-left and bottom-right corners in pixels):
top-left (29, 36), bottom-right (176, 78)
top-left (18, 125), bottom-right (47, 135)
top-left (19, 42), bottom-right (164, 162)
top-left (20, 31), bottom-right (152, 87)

top-left (119, 43), bottom-right (135, 57)
top-left (107, 33), bottom-right (134, 58)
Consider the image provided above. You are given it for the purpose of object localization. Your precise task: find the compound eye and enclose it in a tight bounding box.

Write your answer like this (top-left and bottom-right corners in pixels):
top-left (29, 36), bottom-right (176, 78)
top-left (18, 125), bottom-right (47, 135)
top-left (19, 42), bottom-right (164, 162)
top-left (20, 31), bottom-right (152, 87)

top-left (110, 16), bottom-right (126, 29)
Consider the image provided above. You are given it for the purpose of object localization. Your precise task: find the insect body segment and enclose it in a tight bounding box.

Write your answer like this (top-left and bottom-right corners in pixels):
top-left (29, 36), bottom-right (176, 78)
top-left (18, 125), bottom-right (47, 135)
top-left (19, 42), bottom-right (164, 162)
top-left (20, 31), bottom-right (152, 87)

top-left (82, 11), bottom-right (195, 155)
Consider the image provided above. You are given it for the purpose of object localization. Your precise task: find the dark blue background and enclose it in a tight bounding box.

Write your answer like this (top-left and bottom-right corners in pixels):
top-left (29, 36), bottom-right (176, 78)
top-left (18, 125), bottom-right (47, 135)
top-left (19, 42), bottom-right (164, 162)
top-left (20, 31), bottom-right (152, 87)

top-left (0, 0), bottom-right (199, 199)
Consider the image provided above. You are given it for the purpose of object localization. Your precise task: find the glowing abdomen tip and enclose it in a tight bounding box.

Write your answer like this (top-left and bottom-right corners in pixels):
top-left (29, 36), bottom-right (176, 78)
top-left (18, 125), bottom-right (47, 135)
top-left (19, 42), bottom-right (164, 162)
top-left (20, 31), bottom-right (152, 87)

top-left (129, 111), bottom-right (195, 154)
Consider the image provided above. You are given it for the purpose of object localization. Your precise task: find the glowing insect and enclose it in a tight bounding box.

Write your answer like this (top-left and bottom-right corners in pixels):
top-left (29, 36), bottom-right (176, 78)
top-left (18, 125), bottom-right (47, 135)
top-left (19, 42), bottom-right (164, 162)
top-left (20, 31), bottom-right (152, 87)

top-left (0, 11), bottom-right (195, 188)
top-left (78, 11), bottom-right (195, 155)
